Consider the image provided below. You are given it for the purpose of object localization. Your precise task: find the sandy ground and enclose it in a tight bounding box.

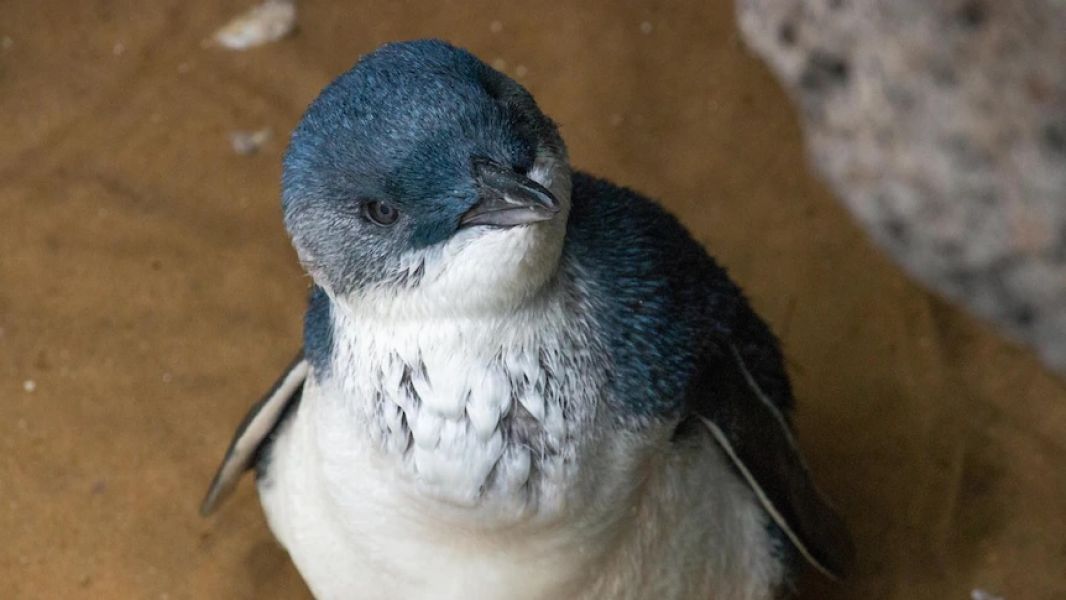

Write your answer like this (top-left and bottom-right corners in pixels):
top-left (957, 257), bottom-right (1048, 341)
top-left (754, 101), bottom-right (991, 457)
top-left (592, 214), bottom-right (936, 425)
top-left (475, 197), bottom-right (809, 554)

top-left (1, 1), bottom-right (1064, 598)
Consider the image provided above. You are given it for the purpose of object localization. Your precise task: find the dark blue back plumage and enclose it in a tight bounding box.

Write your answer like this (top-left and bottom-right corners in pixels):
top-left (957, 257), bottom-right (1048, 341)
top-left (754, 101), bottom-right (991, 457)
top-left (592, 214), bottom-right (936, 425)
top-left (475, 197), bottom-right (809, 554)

top-left (560, 174), bottom-right (854, 576)
top-left (563, 172), bottom-right (794, 419)
top-left (303, 285), bottom-right (333, 376)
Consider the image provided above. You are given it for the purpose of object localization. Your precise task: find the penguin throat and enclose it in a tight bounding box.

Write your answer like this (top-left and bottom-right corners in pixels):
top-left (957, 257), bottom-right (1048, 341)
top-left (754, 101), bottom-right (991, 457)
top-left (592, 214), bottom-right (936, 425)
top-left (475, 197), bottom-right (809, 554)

top-left (325, 291), bottom-right (600, 514)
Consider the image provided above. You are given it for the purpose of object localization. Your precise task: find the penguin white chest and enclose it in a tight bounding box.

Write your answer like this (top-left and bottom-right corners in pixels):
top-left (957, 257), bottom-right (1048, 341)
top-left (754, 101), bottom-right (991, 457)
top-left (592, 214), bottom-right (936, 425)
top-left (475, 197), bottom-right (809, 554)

top-left (255, 310), bottom-right (612, 600)
top-left (323, 308), bottom-right (592, 511)
top-left (258, 377), bottom-right (784, 600)
top-left (256, 308), bottom-right (784, 600)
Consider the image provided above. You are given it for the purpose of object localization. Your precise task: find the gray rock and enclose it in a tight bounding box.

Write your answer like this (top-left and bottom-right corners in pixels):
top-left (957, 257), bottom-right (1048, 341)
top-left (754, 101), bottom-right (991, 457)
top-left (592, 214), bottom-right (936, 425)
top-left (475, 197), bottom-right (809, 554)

top-left (737, 0), bottom-right (1066, 372)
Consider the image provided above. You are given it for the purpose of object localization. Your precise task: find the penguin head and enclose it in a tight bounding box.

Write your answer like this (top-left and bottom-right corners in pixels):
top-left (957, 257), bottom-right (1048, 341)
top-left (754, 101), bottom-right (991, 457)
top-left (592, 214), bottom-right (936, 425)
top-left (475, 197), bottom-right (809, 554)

top-left (282, 39), bottom-right (570, 316)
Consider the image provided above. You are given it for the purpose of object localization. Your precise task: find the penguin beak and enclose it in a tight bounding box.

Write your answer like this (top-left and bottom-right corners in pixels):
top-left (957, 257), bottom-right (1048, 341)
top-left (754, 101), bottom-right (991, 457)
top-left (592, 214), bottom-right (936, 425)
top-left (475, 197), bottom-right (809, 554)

top-left (461, 159), bottom-right (560, 228)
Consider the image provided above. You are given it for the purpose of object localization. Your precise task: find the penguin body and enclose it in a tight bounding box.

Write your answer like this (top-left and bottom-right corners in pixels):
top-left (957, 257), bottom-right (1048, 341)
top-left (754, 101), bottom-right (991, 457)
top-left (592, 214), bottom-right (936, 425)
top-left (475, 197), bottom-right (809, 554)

top-left (201, 40), bottom-right (852, 600)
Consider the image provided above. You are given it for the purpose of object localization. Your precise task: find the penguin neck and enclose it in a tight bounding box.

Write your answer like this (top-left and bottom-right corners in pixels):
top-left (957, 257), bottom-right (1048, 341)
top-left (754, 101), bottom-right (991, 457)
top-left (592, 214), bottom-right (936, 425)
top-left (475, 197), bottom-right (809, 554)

top-left (315, 275), bottom-right (602, 520)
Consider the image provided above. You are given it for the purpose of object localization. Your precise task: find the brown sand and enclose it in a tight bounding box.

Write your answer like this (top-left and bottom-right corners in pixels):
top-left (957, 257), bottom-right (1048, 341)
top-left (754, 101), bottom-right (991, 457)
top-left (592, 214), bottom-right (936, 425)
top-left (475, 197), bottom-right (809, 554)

top-left (1, 1), bottom-right (1064, 598)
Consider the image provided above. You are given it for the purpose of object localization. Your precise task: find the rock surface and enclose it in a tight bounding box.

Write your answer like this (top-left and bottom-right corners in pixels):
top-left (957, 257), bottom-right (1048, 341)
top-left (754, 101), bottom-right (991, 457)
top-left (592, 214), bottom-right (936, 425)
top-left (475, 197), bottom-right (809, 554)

top-left (738, 0), bottom-right (1066, 372)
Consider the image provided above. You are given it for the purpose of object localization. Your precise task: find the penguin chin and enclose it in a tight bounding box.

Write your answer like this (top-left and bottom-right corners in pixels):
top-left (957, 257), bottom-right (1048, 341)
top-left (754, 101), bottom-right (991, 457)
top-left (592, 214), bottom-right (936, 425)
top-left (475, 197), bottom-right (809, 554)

top-left (331, 221), bottom-right (561, 320)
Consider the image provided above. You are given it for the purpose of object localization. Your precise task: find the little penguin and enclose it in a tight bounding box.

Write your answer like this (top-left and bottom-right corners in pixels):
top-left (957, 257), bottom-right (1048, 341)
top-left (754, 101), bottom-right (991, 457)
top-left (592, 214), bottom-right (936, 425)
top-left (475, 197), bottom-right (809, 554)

top-left (201, 39), bottom-right (854, 600)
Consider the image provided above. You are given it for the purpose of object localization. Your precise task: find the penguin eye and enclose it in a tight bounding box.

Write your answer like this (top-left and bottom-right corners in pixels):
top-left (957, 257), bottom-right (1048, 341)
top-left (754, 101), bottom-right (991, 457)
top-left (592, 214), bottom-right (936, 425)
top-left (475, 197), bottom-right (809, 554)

top-left (363, 201), bottom-right (399, 226)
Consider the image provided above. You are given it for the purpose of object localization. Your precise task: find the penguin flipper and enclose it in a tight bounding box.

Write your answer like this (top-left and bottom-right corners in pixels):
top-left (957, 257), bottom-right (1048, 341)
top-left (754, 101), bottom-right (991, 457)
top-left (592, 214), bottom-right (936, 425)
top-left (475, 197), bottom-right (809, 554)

top-left (199, 351), bottom-right (308, 516)
top-left (689, 343), bottom-right (855, 580)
